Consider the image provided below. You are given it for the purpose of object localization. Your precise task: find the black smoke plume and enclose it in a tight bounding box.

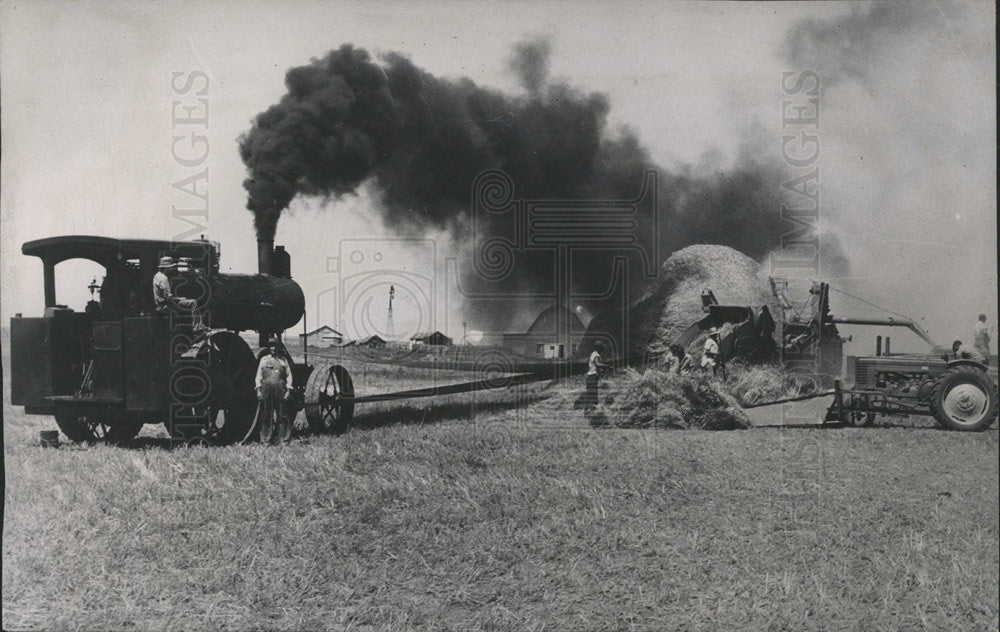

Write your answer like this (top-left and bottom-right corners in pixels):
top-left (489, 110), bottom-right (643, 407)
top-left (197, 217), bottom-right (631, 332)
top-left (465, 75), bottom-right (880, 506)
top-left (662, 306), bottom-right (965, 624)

top-left (240, 39), bottom-right (832, 328)
top-left (240, 40), bottom-right (654, 239)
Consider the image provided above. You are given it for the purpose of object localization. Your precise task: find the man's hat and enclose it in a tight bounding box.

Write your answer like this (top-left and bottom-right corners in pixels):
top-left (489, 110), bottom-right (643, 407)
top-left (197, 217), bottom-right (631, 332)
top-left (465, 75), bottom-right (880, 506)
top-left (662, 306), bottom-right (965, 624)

top-left (158, 256), bottom-right (176, 269)
top-left (708, 326), bottom-right (720, 335)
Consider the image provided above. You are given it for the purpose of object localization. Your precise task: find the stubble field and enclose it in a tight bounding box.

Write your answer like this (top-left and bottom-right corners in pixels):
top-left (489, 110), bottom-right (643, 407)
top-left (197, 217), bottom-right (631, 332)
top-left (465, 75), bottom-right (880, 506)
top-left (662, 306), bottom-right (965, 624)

top-left (3, 337), bottom-right (998, 631)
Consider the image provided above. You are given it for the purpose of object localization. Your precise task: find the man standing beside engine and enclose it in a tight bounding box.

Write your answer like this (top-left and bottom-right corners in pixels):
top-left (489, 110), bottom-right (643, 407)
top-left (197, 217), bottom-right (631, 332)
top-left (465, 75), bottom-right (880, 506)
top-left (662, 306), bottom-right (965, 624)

top-left (255, 342), bottom-right (294, 444)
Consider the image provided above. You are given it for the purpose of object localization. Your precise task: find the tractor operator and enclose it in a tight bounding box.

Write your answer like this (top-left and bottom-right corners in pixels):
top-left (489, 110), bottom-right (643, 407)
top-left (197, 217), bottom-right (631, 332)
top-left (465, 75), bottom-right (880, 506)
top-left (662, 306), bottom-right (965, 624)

top-left (153, 256), bottom-right (203, 329)
top-left (952, 339), bottom-right (985, 363)
top-left (255, 342), bottom-right (294, 443)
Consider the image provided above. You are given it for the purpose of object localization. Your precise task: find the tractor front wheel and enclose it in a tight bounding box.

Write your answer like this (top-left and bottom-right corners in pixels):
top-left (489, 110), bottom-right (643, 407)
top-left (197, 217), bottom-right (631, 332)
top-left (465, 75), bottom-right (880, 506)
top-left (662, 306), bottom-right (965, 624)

top-left (847, 410), bottom-right (876, 427)
top-left (930, 367), bottom-right (998, 431)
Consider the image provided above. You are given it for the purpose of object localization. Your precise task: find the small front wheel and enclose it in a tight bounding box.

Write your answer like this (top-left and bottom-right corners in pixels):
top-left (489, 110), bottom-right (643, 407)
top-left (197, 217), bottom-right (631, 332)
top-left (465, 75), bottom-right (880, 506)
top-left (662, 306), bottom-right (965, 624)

top-left (304, 364), bottom-right (354, 434)
top-left (847, 410), bottom-right (876, 427)
top-left (930, 367), bottom-right (998, 431)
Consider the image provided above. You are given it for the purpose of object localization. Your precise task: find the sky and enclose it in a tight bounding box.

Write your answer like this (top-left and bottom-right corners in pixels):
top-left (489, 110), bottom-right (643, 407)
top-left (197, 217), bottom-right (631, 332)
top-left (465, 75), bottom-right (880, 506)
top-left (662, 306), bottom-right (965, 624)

top-left (1, 0), bottom-right (995, 353)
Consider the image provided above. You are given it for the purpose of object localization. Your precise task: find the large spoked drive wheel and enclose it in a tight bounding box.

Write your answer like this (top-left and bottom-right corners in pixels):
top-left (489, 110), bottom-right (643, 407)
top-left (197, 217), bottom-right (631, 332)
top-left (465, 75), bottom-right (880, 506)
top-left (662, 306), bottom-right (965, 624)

top-left (54, 412), bottom-right (142, 445)
top-left (930, 367), bottom-right (998, 431)
top-left (305, 364), bottom-right (354, 434)
top-left (165, 332), bottom-right (258, 445)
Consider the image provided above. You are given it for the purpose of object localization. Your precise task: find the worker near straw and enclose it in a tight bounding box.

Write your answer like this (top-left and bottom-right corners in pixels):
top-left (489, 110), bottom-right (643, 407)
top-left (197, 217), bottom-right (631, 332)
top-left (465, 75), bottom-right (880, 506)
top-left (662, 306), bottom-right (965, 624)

top-left (153, 256), bottom-right (204, 329)
top-left (701, 327), bottom-right (723, 377)
top-left (973, 314), bottom-right (991, 362)
top-left (665, 343), bottom-right (693, 376)
top-left (585, 340), bottom-right (613, 411)
top-left (255, 341), bottom-right (294, 443)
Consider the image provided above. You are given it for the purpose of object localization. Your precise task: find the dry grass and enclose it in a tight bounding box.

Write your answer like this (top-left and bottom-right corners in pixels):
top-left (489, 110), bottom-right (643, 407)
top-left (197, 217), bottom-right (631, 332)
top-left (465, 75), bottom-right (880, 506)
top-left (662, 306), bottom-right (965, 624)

top-left (4, 330), bottom-right (999, 631)
top-left (722, 361), bottom-right (820, 406)
top-left (592, 368), bottom-right (751, 430)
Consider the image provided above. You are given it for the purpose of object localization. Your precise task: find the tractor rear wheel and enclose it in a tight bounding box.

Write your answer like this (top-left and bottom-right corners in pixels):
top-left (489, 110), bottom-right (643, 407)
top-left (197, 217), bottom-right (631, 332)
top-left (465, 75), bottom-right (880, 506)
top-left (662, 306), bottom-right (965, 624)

top-left (930, 366), bottom-right (998, 431)
top-left (55, 413), bottom-right (142, 444)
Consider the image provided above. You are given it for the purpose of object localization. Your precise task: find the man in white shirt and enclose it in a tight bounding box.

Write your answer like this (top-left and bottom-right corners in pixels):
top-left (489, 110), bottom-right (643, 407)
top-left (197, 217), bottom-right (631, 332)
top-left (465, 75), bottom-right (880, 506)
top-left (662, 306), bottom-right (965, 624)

top-left (973, 314), bottom-right (991, 362)
top-left (585, 340), bottom-right (612, 411)
top-left (701, 328), bottom-right (721, 377)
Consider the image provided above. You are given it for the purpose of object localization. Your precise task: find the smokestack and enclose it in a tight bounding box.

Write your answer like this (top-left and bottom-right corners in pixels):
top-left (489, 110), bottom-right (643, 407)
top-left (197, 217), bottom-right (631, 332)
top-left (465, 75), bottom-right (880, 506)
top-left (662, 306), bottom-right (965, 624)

top-left (257, 238), bottom-right (274, 347)
top-left (257, 238), bottom-right (273, 276)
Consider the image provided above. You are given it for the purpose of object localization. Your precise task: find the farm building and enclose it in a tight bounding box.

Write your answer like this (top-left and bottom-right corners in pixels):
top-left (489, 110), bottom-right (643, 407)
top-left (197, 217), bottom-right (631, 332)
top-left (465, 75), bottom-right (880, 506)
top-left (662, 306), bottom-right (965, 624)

top-left (409, 331), bottom-right (453, 349)
top-left (360, 334), bottom-right (386, 348)
top-left (502, 304), bottom-right (587, 359)
top-left (298, 325), bottom-right (344, 348)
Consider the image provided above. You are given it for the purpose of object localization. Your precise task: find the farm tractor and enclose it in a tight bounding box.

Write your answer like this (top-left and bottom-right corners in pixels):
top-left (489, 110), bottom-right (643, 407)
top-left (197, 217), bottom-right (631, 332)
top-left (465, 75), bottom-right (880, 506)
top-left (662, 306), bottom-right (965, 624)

top-left (773, 280), bottom-right (996, 431)
top-left (9, 235), bottom-right (356, 445)
top-left (824, 351), bottom-right (998, 431)
top-left (776, 280), bottom-right (996, 431)
top-left (696, 279), bottom-right (997, 430)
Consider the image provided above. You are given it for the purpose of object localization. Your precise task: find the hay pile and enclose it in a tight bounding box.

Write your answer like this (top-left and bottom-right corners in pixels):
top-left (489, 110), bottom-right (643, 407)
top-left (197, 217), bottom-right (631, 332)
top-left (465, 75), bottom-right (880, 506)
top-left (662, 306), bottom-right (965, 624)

top-left (594, 369), bottom-right (751, 430)
top-left (632, 244), bottom-right (777, 356)
top-left (585, 244), bottom-right (776, 361)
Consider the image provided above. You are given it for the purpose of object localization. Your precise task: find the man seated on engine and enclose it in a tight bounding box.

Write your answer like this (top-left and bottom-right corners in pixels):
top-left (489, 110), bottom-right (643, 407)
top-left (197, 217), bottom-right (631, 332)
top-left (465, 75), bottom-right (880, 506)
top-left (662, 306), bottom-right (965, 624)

top-left (255, 341), bottom-right (294, 443)
top-left (153, 256), bottom-right (204, 329)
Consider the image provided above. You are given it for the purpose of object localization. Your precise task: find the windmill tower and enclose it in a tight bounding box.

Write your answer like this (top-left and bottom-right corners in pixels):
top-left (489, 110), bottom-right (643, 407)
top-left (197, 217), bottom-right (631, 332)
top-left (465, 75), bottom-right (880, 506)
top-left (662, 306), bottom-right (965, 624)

top-left (386, 285), bottom-right (395, 340)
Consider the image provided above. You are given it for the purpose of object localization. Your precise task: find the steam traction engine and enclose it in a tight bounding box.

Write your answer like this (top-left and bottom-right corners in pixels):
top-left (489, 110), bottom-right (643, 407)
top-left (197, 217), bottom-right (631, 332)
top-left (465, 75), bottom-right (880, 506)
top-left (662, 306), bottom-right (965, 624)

top-left (9, 236), bottom-right (354, 444)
